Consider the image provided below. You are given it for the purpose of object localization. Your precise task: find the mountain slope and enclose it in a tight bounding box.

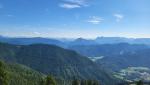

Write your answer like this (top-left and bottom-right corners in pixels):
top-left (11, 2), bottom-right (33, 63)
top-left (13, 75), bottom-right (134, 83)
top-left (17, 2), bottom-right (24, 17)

top-left (97, 48), bottom-right (150, 72)
top-left (0, 42), bottom-right (117, 85)
top-left (69, 38), bottom-right (98, 45)
top-left (0, 60), bottom-right (44, 85)
top-left (69, 43), bottom-right (149, 57)
top-left (14, 44), bottom-right (116, 85)
top-left (0, 36), bottom-right (64, 46)
top-left (0, 42), bottom-right (19, 62)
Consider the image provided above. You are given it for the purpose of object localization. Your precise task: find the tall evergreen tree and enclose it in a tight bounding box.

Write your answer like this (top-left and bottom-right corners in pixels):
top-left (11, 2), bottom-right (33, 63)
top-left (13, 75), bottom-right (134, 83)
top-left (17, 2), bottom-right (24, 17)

top-left (81, 80), bottom-right (87, 85)
top-left (40, 78), bottom-right (45, 85)
top-left (0, 61), bottom-right (8, 85)
top-left (87, 80), bottom-right (93, 85)
top-left (45, 75), bottom-right (57, 85)
top-left (136, 80), bottom-right (143, 85)
top-left (93, 80), bottom-right (99, 85)
top-left (72, 79), bottom-right (80, 85)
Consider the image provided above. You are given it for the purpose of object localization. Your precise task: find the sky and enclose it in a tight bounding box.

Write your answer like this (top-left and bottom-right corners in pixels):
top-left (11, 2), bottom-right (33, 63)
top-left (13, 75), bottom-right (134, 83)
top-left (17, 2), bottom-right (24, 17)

top-left (0, 0), bottom-right (150, 38)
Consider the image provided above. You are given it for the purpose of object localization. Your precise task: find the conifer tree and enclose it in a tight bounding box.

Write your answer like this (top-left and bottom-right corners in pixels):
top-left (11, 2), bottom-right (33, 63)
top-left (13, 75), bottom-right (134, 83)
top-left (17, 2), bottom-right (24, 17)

top-left (40, 78), bottom-right (45, 85)
top-left (45, 75), bottom-right (57, 85)
top-left (0, 61), bottom-right (8, 85)
top-left (81, 80), bottom-right (87, 85)
top-left (93, 80), bottom-right (99, 85)
top-left (136, 80), bottom-right (143, 85)
top-left (87, 80), bottom-right (93, 85)
top-left (72, 79), bottom-right (80, 85)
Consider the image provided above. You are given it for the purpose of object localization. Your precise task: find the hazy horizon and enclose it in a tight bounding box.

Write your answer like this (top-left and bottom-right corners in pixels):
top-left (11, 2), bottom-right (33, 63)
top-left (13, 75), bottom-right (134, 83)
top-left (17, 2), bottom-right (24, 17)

top-left (1, 34), bottom-right (150, 39)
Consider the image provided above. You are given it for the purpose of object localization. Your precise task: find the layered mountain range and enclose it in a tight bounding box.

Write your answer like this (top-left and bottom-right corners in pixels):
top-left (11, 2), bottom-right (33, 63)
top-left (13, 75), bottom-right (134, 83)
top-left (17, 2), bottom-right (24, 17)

top-left (1, 36), bottom-right (150, 46)
top-left (1, 35), bottom-right (150, 84)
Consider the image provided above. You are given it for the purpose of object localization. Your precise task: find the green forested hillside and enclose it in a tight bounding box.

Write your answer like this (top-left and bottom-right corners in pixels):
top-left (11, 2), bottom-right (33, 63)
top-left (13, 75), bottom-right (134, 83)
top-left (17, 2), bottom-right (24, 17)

top-left (0, 60), bottom-right (44, 85)
top-left (0, 42), bottom-right (118, 85)
top-left (0, 42), bottom-right (18, 62)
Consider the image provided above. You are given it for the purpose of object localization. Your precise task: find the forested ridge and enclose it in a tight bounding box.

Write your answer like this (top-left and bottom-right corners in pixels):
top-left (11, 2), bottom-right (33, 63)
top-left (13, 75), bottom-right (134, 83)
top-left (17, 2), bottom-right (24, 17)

top-left (0, 42), bottom-right (117, 85)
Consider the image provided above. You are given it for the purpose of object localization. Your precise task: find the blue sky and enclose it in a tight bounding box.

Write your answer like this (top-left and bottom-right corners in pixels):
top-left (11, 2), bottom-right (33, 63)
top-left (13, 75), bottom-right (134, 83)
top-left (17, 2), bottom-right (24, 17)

top-left (0, 0), bottom-right (150, 38)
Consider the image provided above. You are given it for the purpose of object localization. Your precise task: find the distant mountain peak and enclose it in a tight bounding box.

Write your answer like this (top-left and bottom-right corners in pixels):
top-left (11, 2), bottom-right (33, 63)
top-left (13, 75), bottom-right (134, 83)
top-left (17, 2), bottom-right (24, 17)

top-left (75, 38), bottom-right (87, 41)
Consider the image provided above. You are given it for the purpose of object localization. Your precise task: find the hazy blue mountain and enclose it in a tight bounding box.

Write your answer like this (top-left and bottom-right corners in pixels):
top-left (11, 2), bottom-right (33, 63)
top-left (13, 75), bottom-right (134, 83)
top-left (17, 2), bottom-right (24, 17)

top-left (133, 38), bottom-right (150, 45)
top-left (96, 48), bottom-right (150, 72)
top-left (69, 38), bottom-right (98, 45)
top-left (69, 43), bottom-right (149, 57)
top-left (0, 36), bottom-right (65, 46)
top-left (95, 37), bottom-right (150, 45)
top-left (95, 37), bottom-right (132, 44)
top-left (1, 36), bottom-right (150, 46)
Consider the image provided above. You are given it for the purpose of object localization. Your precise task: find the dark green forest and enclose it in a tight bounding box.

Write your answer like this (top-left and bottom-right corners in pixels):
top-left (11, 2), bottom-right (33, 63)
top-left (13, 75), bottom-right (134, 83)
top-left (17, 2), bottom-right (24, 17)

top-left (0, 60), bottom-right (146, 85)
top-left (0, 42), bottom-right (113, 85)
top-left (0, 60), bottom-right (101, 85)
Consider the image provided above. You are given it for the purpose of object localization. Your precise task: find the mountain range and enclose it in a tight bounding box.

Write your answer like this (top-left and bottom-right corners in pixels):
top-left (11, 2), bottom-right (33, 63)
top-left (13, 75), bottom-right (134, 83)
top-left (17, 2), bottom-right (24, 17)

top-left (0, 42), bottom-right (117, 85)
top-left (69, 43), bottom-right (149, 57)
top-left (1, 35), bottom-right (150, 84)
top-left (97, 48), bottom-right (150, 72)
top-left (1, 35), bottom-right (150, 46)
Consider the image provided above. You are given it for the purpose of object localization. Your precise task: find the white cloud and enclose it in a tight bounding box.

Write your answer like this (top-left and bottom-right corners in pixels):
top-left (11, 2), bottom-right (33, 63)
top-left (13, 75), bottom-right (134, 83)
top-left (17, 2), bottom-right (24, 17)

top-left (65, 0), bottom-right (88, 6)
top-left (87, 16), bottom-right (104, 24)
top-left (114, 14), bottom-right (124, 22)
top-left (60, 0), bottom-right (89, 9)
top-left (33, 32), bottom-right (41, 35)
top-left (59, 3), bottom-right (81, 9)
